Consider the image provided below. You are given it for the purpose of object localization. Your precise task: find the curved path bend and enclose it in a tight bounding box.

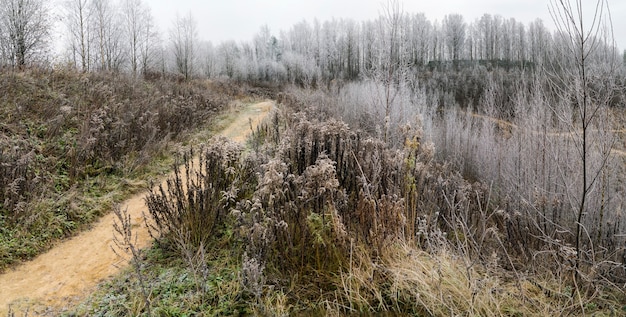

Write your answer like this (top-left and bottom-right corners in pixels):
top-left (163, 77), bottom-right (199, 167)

top-left (0, 101), bottom-right (274, 316)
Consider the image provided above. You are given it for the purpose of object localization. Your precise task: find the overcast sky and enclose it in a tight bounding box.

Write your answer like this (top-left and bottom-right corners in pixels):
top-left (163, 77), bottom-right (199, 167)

top-left (147, 0), bottom-right (626, 50)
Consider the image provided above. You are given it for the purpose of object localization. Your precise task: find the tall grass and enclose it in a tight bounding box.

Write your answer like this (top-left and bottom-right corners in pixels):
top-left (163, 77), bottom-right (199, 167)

top-left (145, 138), bottom-right (258, 248)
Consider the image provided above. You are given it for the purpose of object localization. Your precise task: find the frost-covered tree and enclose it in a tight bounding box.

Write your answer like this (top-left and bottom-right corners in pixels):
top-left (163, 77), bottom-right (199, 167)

top-left (170, 12), bottom-right (197, 80)
top-left (217, 40), bottom-right (238, 78)
top-left (528, 19), bottom-right (551, 65)
top-left (378, 0), bottom-right (406, 143)
top-left (63, 0), bottom-right (91, 71)
top-left (138, 4), bottom-right (158, 75)
top-left (548, 0), bottom-right (619, 276)
top-left (0, 0), bottom-right (51, 67)
top-left (443, 14), bottom-right (465, 61)
top-left (91, 0), bottom-right (124, 71)
top-left (200, 41), bottom-right (217, 78)
top-left (121, 0), bottom-right (144, 75)
top-left (408, 13), bottom-right (431, 65)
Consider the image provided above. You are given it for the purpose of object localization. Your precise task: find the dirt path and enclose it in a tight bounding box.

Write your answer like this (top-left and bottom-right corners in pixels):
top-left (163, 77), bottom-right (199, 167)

top-left (0, 101), bottom-right (275, 316)
top-left (466, 112), bottom-right (626, 157)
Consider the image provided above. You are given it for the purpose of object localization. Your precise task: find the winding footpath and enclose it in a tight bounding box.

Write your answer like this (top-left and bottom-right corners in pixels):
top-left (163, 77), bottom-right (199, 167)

top-left (0, 101), bottom-right (274, 316)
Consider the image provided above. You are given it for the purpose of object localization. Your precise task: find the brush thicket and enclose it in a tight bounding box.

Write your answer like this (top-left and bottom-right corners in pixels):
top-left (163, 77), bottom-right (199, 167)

top-left (145, 138), bottom-right (257, 249)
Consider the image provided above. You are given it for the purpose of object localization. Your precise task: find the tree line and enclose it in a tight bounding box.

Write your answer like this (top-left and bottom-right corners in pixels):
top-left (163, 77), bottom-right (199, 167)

top-left (0, 0), bottom-right (622, 84)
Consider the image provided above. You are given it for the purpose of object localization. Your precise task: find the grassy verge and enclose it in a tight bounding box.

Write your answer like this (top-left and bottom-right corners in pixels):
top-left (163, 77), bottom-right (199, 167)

top-left (71, 238), bottom-right (252, 316)
top-left (0, 68), bottom-right (260, 271)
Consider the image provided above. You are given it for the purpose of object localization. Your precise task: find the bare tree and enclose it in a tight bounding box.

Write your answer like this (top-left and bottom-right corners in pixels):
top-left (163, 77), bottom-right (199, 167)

top-left (377, 0), bottom-right (405, 143)
top-left (218, 40), bottom-right (239, 78)
top-left (138, 4), bottom-right (158, 75)
top-left (514, 20), bottom-right (527, 61)
top-left (548, 0), bottom-right (618, 279)
top-left (121, 0), bottom-right (152, 76)
top-left (0, 0), bottom-right (50, 67)
top-left (170, 12), bottom-right (197, 80)
top-left (91, 0), bottom-right (124, 71)
top-left (500, 18), bottom-right (514, 61)
top-left (253, 25), bottom-right (275, 81)
top-left (201, 41), bottom-right (216, 78)
top-left (63, 0), bottom-right (91, 71)
top-left (443, 14), bottom-right (466, 61)
top-left (121, 0), bottom-right (140, 75)
top-left (529, 19), bottom-right (551, 65)
top-left (318, 19), bottom-right (340, 82)
top-left (409, 13), bottom-right (431, 65)
top-left (477, 14), bottom-right (493, 60)
top-left (342, 19), bottom-right (360, 80)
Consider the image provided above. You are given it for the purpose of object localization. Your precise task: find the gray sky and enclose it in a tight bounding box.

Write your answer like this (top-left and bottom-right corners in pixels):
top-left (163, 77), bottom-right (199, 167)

top-left (149, 0), bottom-right (626, 50)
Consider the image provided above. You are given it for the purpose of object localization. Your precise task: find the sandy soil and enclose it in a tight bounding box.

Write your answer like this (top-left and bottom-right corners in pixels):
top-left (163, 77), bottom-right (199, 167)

top-left (0, 101), bottom-right (274, 316)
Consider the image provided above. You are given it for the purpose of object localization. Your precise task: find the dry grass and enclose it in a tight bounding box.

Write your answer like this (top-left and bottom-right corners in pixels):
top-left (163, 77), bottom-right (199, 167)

top-left (329, 240), bottom-right (625, 316)
top-left (382, 243), bottom-right (545, 316)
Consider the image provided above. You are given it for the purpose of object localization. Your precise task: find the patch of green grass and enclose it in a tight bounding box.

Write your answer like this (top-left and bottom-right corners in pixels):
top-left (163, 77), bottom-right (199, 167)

top-left (67, 243), bottom-right (253, 317)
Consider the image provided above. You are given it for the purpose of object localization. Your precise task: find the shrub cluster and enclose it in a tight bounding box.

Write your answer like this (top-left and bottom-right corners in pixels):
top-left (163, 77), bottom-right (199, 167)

top-left (284, 77), bottom-right (626, 286)
top-left (145, 138), bottom-right (258, 248)
top-left (146, 105), bottom-right (507, 311)
top-left (119, 91), bottom-right (625, 314)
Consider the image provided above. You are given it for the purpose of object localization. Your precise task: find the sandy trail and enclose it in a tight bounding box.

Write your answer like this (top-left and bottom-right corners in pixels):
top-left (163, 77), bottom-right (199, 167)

top-left (466, 112), bottom-right (626, 157)
top-left (0, 101), bottom-right (274, 316)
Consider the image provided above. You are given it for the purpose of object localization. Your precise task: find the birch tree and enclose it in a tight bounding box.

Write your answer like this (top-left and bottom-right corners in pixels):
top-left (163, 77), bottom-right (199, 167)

top-left (91, 0), bottom-right (123, 71)
top-left (63, 0), bottom-right (91, 71)
top-left (138, 5), bottom-right (158, 75)
top-left (170, 12), bottom-right (197, 80)
top-left (121, 0), bottom-right (143, 75)
top-left (0, 0), bottom-right (50, 67)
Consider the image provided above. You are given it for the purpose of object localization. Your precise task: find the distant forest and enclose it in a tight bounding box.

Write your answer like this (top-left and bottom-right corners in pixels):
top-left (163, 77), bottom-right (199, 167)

top-left (0, 0), bottom-right (623, 86)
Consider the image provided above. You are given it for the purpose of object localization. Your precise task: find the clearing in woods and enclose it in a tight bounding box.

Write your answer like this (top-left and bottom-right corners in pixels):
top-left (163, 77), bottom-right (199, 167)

top-left (0, 101), bottom-right (274, 315)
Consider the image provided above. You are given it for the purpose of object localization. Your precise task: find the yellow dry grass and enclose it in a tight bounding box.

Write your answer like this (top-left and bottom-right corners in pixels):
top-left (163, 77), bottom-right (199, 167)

top-left (332, 241), bottom-right (604, 316)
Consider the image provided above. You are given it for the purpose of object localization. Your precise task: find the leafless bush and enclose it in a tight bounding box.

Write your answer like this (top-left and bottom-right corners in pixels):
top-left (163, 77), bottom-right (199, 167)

top-left (427, 78), bottom-right (626, 281)
top-left (112, 205), bottom-right (151, 316)
top-left (145, 137), bottom-right (256, 248)
top-left (235, 105), bottom-right (498, 292)
top-left (245, 103), bottom-right (557, 313)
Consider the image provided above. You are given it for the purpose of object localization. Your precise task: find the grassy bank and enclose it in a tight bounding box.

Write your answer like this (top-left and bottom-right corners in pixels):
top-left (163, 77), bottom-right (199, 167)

top-left (0, 68), bottom-right (254, 271)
